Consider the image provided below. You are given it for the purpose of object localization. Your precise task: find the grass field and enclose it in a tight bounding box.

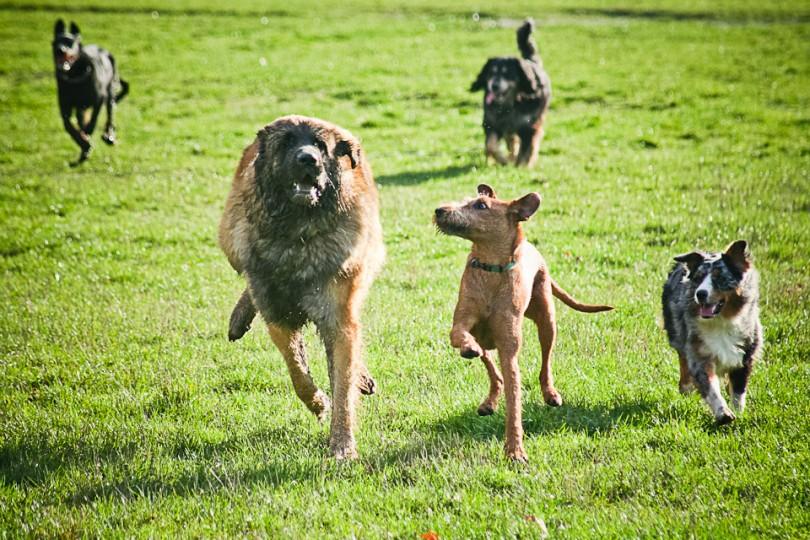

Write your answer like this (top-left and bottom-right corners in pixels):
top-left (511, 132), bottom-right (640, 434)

top-left (1, 0), bottom-right (809, 537)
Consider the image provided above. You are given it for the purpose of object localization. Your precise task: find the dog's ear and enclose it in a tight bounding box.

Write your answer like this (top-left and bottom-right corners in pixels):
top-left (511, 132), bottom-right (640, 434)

top-left (516, 59), bottom-right (538, 95)
top-left (54, 19), bottom-right (65, 36)
top-left (510, 192), bottom-right (541, 221)
top-left (477, 184), bottom-right (496, 198)
top-left (69, 21), bottom-right (80, 36)
top-left (722, 240), bottom-right (751, 274)
top-left (674, 251), bottom-right (706, 275)
top-left (335, 138), bottom-right (359, 169)
top-left (470, 59), bottom-right (493, 92)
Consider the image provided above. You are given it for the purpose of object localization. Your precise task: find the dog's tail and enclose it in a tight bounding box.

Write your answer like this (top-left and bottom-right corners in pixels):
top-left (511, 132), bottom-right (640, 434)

top-left (551, 279), bottom-right (613, 313)
top-left (516, 18), bottom-right (538, 61)
top-left (116, 79), bottom-right (129, 102)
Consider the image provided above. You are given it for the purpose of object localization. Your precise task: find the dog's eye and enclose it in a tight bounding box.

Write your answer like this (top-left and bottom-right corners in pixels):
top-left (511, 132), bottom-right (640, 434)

top-left (473, 201), bottom-right (488, 210)
top-left (315, 139), bottom-right (328, 153)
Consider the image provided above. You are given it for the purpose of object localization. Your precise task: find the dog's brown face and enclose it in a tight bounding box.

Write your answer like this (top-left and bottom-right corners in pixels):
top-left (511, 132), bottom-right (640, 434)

top-left (256, 116), bottom-right (360, 208)
top-left (53, 20), bottom-right (81, 73)
top-left (470, 58), bottom-right (537, 106)
top-left (434, 184), bottom-right (541, 243)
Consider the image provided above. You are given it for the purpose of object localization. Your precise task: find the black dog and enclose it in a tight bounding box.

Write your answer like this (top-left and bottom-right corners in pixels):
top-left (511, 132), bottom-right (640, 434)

top-left (470, 19), bottom-right (550, 168)
top-left (52, 20), bottom-right (129, 165)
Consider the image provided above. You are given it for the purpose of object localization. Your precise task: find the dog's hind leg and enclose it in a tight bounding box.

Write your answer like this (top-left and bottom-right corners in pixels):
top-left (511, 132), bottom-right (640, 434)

top-left (485, 132), bottom-right (509, 165)
top-left (267, 323), bottom-right (331, 422)
top-left (477, 350), bottom-right (503, 416)
top-left (493, 324), bottom-right (527, 462)
top-left (678, 351), bottom-right (694, 394)
top-left (324, 340), bottom-right (375, 396)
top-left (62, 110), bottom-right (91, 164)
top-left (506, 135), bottom-right (520, 163)
top-left (516, 119), bottom-right (544, 168)
top-left (102, 95), bottom-right (116, 145)
top-left (527, 270), bottom-right (562, 406)
top-left (84, 102), bottom-right (103, 136)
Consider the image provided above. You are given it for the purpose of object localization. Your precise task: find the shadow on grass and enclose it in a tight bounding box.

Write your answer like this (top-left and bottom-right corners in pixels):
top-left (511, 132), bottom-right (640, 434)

top-left (564, 7), bottom-right (810, 24)
top-left (376, 164), bottom-right (474, 186)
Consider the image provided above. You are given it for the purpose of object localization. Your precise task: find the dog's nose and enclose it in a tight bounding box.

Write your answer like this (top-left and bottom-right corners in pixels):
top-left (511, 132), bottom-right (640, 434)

top-left (296, 149), bottom-right (320, 166)
top-left (696, 289), bottom-right (708, 303)
top-left (435, 207), bottom-right (447, 218)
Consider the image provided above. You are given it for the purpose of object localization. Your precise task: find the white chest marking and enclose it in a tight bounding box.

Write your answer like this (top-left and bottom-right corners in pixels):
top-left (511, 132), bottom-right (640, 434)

top-left (698, 319), bottom-right (745, 372)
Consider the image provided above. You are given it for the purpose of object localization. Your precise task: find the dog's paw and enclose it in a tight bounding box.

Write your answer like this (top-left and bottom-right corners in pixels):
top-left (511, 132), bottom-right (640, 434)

top-left (358, 373), bottom-right (376, 395)
top-left (542, 387), bottom-right (563, 407)
top-left (505, 446), bottom-right (528, 463)
top-left (477, 402), bottom-right (495, 416)
top-left (309, 391), bottom-right (332, 423)
top-left (716, 409), bottom-right (736, 426)
top-left (70, 147), bottom-right (92, 167)
top-left (329, 437), bottom-right (358, 461)
top-left (460, 347), bottom-right (482, 359)
top-left (101, 132), bottom-right (116, 146)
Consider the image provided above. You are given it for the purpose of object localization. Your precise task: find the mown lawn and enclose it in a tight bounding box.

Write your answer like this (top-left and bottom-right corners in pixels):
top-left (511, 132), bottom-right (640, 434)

top-left (1, 0), bottom-right (808, 537)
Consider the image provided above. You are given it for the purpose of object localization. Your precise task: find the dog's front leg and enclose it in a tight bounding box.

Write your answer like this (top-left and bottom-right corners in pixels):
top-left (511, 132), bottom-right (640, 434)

top-left (688, 349), bottom-right (734, 424)
top-left (84, 102), bottom-right (103, 136)
top-left (485, 132), bottom-right (509, 165)
top-left (450, 312), bottom-right (483, 359)
top-left (494, 326), bottom-right (526, 462)
top-left (61, 111), bottom-right (91, 162)
top-left (267, 323), bottom-right (331, 422)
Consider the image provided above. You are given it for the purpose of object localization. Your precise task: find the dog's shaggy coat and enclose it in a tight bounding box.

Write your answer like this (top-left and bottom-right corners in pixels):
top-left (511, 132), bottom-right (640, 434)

top-left (219, 115), bottom-right (384, 459)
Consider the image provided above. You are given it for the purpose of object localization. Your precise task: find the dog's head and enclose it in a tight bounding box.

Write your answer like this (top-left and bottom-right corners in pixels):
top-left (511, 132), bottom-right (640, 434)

top-left (254, 115), bottom-right (361, 208)
top-left (52, 20), bottom-right (82, 74)
top-left (470, 57), bottom-right (537, 106)
top-left (674, 240), bottom-right (753, 319)
top-left (434, 184), bottom-right (541, 243)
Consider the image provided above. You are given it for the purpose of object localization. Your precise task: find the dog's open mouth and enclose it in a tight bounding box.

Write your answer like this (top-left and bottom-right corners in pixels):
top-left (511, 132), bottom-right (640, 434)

top-left (291, 175), bottom-right (323, 206)
top-left (698, 301), bottom-right (725, 319)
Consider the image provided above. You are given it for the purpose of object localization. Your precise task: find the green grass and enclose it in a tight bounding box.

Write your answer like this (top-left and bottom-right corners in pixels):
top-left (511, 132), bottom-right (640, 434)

top-left (1, 0), bottom-right (809, 537)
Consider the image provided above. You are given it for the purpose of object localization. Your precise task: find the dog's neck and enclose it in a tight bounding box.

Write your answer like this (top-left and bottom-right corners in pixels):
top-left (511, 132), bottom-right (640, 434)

top-left (469, 226), bottom-right (524, 267)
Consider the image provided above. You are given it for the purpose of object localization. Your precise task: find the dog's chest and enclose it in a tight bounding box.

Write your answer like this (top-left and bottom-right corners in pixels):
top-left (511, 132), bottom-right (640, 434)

top-left (697, 319), bottom-right (746, 372)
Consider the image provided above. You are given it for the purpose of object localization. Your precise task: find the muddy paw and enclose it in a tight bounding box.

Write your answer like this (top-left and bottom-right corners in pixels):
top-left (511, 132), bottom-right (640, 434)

top-left (460, 347), bottom-right (482, 359)
top-left (358, 374), bottom-right (376, 395)
top-left (505, 446), bottom-right (528, 463)
top-left (101, 132), bottom-right (116, 145)
top-left (70, 146), bottom-right (92, 167)
top-left (679, 382), bottom-right (695, 395)
top-left (542, 388), bottom-right (563, 407)
top-left (716, 410), bottom-right (736, 426)
top-left (477, 403), bottom-right (495, 416)
top-left (329, 438), bottom-right (358, 461)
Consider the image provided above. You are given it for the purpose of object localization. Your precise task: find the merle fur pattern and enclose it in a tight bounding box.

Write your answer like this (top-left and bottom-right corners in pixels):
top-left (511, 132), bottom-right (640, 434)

top-left (469, 19), bottom-right (551, 167)
top-left (52, 19), bottom-right (129, 165)
top-left (662, 240), bottom-right (762, 425)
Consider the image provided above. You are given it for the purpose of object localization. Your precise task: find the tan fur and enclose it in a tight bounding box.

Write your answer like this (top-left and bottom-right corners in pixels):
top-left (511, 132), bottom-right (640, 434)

top-left (435, 184), bottom-right (612, 461)
top-left (218, 115), bottom-right (384, 459)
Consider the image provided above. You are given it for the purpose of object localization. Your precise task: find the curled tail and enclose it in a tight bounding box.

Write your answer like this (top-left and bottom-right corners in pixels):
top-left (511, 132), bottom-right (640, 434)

top-left (116, 79), bottom-right (129, 102)
top-left (516, 18), bottom-right (538, 61)
top-left (551, 279), bottom-right (613, 313)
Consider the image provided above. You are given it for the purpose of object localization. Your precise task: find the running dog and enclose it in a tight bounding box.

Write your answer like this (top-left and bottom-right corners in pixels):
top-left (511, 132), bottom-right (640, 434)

top-left (52, 20), bottom-right (129, 165)
top-left (469, 19), bottom-right (551, 167)
top-left (434, 184), bottom-right (612, 461)
top-left (662, 240), bottom-right (763, 424)
top-left (219, 116), bottom-right (384, 459)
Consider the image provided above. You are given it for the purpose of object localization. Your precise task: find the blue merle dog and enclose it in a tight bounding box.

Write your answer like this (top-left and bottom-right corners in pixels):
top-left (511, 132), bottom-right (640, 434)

top-left (662, 240), bottom-right (762, 424)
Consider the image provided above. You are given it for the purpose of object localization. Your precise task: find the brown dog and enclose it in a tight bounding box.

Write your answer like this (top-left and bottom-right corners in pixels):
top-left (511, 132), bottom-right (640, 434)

top-left (219, 115), bottom-right (384, 459)
top-left (434, 184), bottom-right (612, 461)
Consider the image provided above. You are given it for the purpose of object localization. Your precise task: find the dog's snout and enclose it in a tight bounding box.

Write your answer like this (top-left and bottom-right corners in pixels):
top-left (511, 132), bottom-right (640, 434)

top-left (696, 289), bottom-right (708, 303)
top-left (435, 207), bottom-right (448, 218)
top-left (296, 148), bottom-right (320, 167)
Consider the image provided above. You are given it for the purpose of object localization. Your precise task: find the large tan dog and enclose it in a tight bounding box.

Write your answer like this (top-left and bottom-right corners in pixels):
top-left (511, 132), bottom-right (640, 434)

top-left (434, 184), bottom-right (612, 461)
top-left (219, 115), bottom-right (384, 459)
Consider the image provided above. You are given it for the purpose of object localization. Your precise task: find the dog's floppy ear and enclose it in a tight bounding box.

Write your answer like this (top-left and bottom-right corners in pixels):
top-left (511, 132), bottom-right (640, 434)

top-left (722, 239), bottom-right (751, 274)
top-left (477, 183), bottom-right (496, 198)
top-left (69, 21), bottom-right (80, 35)
top-left (54, 19), bottom-right (65, 36)
top-left (470, 59), bottom-right (493, 92)
top-left (510, 192), bottom-right (541, 221)
top-left (674, 251), bottom-right (706, 276)
top-left (516, 59), bottom-right (538, 95)
top-left (335, 138), bottom-right (359, 169)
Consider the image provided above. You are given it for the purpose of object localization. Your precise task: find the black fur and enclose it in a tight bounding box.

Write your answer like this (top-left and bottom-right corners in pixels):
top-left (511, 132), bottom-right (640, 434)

top-left (52, 19), bottom-right (129, 165)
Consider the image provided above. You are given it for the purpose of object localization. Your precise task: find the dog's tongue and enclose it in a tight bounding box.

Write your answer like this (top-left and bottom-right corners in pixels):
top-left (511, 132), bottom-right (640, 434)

top-left (699, 304), bottom-right (716, 317)
top-left (485, 92), bottom-right (495, 105)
